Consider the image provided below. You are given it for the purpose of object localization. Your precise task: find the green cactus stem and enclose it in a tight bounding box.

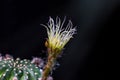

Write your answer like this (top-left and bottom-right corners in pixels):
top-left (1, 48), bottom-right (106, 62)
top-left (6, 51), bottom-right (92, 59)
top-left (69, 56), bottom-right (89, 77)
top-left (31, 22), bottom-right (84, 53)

top-left (0, 58), bottom-right (42, 80)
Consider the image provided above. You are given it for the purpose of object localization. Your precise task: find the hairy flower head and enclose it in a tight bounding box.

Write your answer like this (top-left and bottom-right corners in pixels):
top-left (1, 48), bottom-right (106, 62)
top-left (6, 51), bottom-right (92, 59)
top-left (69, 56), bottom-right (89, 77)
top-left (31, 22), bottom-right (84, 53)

top-left (42, 17), bottom-right (76, 52)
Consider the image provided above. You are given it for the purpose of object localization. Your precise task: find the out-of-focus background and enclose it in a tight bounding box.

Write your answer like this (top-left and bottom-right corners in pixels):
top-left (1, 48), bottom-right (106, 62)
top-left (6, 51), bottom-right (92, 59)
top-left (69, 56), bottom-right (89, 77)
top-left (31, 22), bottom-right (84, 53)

top-left (2, 0), bottom-right (120, 80)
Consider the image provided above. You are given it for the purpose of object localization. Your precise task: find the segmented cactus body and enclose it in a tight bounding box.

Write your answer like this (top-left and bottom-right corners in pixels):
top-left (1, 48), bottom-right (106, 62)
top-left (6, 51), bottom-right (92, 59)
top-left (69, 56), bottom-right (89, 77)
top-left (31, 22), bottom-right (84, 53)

top-left (0, 58), bottom-right (42, 80)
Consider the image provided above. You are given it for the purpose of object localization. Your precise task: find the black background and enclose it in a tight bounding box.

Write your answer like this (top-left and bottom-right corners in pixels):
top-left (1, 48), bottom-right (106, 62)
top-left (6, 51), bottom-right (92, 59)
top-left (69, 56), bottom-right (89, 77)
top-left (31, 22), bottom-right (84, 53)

top-left (2, 0), bottom-right (120, 80)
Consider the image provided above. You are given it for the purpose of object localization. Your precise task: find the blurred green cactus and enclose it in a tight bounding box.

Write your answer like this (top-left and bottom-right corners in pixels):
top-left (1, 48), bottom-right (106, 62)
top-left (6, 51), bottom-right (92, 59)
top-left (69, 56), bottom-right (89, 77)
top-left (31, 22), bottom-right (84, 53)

top-left (0, 58), bottom-right (42, 80)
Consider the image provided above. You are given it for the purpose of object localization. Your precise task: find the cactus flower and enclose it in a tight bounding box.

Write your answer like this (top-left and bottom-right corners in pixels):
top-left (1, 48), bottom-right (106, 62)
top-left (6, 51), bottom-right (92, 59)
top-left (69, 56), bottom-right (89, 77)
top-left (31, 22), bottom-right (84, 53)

top-left (42, 17), bottom-right (76, 52)
top-left (41, 17), bottom-right (76, 80)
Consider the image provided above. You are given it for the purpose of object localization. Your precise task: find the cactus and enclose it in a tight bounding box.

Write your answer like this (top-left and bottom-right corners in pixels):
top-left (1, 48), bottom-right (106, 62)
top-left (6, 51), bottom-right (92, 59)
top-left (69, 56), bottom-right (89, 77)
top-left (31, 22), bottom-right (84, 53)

top-left (0, 17), bottom-right (76, 80)
top-left (0, 58), bottom-right (42, 80)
